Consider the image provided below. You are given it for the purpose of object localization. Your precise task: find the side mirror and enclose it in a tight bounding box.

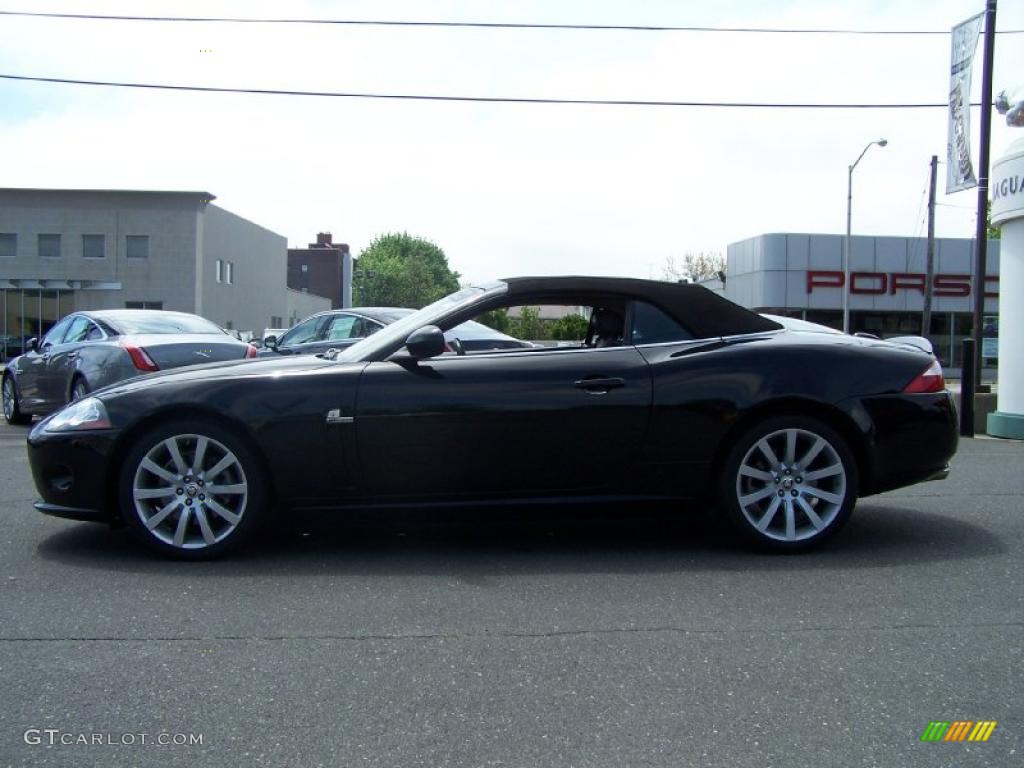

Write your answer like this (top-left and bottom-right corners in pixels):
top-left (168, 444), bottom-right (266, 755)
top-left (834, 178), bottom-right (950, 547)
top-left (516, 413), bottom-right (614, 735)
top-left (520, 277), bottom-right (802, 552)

top-left (405, 325), bottom-right (446, 359)
top-left (27, 337), bottom-right (38, 353)
top-left (263, 335), bottom-right (278, 350)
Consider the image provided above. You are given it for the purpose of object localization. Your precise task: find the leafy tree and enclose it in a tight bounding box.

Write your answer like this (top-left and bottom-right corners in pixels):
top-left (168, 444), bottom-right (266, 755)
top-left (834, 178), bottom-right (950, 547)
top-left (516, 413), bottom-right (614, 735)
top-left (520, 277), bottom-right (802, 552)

top-left (353, 233), bottom-right (460, 308)
top-left (477, 308), bottom-right (511, 333)
top-left (549, 313), bottom-right (589, 341)
top-left (509, 306), bottom-right (547, 341)
top-left (987, 201), bottom-right (1001, 240)
top-left (663, 251), bottom-right (726, 282)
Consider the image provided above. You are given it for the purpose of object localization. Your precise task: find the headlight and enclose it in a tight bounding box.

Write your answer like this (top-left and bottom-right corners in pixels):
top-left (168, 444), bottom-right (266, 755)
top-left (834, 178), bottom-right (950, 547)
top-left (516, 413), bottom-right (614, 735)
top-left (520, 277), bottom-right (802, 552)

top-left (44, 397), bottom-right (112, 432)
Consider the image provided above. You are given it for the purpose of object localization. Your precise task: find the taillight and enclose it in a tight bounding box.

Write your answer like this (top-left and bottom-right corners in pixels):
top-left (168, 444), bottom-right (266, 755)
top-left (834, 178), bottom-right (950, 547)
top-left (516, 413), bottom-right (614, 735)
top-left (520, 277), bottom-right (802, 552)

top-left (903, 359), bottom-right (945, 393)
top-left (120, 342), bottom-right (159, 372)
top-left (245, 344), bottom-right (258, 358)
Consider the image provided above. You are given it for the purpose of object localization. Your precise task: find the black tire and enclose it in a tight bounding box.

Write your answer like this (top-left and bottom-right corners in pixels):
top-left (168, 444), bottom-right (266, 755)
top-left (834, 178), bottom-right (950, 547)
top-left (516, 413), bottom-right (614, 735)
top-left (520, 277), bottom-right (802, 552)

top-left (718, 414), bottom-right (858, 552)
top-left (70, 377), bottom-right (89, 403)
top-left (2, 375), bottom-right (32, 426)
top-left (119, 419), bottom-right (268, 559)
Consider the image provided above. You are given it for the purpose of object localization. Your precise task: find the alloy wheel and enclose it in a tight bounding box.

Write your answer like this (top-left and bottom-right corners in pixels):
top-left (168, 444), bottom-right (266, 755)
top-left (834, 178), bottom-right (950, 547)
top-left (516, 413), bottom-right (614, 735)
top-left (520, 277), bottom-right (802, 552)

top-left (2, 379), bottom-right (13, 420)
top-left (131, 433), bottom-right (249, 550)
top-left (734, 427), bottom-right (847, 543)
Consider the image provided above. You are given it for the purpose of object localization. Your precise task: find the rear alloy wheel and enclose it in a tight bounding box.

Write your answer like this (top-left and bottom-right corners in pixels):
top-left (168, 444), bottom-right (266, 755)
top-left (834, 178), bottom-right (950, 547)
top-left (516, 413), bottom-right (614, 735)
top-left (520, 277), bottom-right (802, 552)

top-left (719, 416), bottom-right (858, 552)
top-left (3, 376), bottom-right (31, 426)
top-left (120, 421), bottom-right (267, 559)
top-left (71, 378), bottom-right (89, 402)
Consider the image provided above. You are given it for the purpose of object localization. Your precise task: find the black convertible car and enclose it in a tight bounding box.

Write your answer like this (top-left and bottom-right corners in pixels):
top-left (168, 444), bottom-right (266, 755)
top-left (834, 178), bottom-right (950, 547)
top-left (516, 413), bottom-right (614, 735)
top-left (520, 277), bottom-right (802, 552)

top-left (25, 277), bottom-right (957, 558)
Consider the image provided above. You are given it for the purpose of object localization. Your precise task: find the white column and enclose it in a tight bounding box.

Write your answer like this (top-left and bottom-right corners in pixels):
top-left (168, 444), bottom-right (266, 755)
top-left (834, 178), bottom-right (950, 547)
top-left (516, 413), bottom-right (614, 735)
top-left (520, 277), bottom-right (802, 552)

top-left (988, 136), bottom-right (1024, 439)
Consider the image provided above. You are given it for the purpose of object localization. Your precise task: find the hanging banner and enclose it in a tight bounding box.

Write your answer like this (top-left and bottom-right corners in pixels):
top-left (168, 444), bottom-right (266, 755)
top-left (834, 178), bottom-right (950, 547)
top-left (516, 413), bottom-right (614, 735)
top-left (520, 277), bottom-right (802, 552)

top-left (946, 13), bottom-right (984, 193)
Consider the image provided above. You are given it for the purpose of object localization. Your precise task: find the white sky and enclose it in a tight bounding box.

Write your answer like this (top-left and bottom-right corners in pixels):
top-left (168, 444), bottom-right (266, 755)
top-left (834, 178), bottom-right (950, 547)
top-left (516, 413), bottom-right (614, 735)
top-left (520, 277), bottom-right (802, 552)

top-left (1, 0), bottom-right (1022, 284)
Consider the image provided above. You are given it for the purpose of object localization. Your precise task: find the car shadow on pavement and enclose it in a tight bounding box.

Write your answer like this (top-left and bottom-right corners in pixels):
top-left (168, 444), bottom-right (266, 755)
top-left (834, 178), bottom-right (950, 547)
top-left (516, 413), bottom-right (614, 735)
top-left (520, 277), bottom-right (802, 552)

top-left (35, 500), bottom-right (1006, 576)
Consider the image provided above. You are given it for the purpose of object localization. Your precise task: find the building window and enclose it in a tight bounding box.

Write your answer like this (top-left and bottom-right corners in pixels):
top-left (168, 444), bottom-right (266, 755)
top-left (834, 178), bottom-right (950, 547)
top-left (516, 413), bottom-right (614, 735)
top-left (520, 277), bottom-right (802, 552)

top-left (301, 264), bottom-right (308, 273)
top-left (215, 259), bottom-right (223, 283)
top-left (0, 233), bottom-right (15, 258)
top-left (38, 234), bottom-right (61, 258)
top-left (126, 235), bottom-right (149, 259)
top-left (225, 261), bottom-right (234, 284)
top-left (82, 234), bottom-right (105, 259)
top-left (270, 315), bottom-right (283, 327)
top-left (125, 301), bottom-right (164, 310)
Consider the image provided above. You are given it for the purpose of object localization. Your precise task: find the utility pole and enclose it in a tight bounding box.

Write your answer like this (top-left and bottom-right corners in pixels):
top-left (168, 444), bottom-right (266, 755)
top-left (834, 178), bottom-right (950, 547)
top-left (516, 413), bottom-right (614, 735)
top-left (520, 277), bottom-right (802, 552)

top-left (923, 155), bottom-right (938, 337)
top-left (971, 0), bottom-right (997, 390)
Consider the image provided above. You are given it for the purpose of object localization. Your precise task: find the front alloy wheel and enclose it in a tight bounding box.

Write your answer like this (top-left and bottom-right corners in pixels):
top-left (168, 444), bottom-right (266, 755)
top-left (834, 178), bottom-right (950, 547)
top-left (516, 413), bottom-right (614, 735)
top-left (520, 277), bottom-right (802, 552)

top-left (121, 421), bottom-right (266, 558)
top-left (720, 416), bottom-right (857, 551)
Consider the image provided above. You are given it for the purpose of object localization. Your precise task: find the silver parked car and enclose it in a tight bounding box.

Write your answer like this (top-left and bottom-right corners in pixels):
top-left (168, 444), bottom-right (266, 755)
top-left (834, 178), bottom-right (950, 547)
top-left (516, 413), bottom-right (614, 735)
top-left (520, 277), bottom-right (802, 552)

top-left (2, 310), bottom-right (257, 425)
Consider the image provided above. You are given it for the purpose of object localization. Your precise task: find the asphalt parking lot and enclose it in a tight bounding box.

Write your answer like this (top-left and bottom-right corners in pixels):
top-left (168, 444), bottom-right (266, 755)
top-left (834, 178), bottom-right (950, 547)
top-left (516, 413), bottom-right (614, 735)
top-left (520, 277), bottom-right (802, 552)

top-left (0, 419), bottom-right (1021, 768)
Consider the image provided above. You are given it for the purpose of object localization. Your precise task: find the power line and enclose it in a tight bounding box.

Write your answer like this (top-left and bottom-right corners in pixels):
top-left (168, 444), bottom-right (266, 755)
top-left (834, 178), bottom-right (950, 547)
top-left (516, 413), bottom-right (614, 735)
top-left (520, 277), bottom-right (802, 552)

top-left (0, 9), bottom-right (1021, 35)
top-left (0, 74), bottom-right (967, 108)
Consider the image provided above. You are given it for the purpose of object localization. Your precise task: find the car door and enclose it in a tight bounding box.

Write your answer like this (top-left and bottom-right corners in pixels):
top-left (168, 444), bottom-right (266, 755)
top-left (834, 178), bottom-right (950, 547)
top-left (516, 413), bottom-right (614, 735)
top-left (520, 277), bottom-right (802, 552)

top-left (16, 316), bottom-right (74, 410)
top-left (353, 345), bottom-right (653, 500)
top-left (38, 315), bottom-right (93, 408)
top-left (270, 314), bottom-right (328, 356)
top-left (308, 313), bottom-right (367, 355)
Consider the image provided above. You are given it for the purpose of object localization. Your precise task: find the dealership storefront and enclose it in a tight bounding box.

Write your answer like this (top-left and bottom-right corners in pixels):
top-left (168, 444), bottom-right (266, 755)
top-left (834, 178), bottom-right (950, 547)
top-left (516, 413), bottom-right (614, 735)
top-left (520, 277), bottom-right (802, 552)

top-left (710, 233), bottom-right (1000, 369)
top-left (0, 281), bottom-right (120, 361)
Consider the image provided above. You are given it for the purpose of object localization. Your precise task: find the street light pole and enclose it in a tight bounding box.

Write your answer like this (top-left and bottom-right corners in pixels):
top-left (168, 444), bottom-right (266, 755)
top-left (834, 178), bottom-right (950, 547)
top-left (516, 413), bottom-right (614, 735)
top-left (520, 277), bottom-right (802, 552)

top-left (843, 139), bottom-right (888, 334)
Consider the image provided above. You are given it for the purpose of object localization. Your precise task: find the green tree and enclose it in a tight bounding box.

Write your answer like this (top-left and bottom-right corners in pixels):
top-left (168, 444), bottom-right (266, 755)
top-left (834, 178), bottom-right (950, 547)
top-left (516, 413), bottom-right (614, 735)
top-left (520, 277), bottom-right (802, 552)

top-left (987, 201), bottom-right (1001, 240)
top-left (353, 232), bottom-right (461, 308)
top-left (509, 306), bottom-right (547, 341)
top-left (477, 308), bottom-right (511, 333)
top-left (549, 313), bottom-right (589, 341)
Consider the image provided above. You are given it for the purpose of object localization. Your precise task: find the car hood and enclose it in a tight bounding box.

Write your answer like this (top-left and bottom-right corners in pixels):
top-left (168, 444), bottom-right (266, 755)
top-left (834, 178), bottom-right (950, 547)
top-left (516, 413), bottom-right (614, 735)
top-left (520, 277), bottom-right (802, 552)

top-left (94, 354), bottom-right (350, 399)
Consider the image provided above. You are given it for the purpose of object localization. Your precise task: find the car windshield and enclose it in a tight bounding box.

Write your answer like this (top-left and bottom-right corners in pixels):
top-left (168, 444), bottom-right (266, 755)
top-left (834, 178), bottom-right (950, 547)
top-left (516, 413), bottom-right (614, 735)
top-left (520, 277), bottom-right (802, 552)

top-left (100, 312), bottom-right (227, 335)
top-left (335, 282), bottom-right (508, 362)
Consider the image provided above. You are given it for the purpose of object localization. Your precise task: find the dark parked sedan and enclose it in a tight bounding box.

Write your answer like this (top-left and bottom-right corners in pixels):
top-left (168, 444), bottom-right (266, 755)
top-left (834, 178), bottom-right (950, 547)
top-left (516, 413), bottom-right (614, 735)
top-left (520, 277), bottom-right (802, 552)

top-left (260, 306), bottom-right (531, 357)
top-left (3, 310), bottom-right (256, 424)
top-left (25, 277), bottom-right (957, 558)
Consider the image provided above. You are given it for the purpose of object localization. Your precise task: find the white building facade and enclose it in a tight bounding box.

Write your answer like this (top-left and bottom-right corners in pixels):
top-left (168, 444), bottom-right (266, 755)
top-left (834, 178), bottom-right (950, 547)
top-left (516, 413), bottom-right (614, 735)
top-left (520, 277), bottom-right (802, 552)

top-left (706, 233), bottom-right (1000, 369)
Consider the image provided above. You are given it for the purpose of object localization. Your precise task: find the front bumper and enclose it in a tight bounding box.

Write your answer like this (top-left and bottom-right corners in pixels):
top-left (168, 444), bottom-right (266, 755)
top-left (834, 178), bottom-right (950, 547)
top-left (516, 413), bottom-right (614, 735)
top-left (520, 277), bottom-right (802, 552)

top-left (27, 424), bottom-right (119, 523)
top-left (34, 501), bottom-right (107, 522)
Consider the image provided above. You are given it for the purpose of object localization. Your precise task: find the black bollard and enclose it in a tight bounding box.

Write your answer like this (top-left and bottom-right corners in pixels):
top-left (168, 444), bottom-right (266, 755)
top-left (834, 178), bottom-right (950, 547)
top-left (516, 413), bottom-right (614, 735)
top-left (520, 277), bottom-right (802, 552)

top-left (960, 338), bottom-right (976, 437)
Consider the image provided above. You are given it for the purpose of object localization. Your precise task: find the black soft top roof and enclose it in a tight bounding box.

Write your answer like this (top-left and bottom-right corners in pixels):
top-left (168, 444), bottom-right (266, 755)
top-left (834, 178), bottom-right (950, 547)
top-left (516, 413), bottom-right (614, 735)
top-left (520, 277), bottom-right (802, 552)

top-left (501, 276), bottom-right (782, 338)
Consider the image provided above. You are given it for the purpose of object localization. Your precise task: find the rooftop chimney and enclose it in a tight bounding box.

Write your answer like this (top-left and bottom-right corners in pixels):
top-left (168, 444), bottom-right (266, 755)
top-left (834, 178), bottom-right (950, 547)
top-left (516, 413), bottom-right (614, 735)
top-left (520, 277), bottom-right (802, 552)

top-left (315, 232), bottom-right (333, 247)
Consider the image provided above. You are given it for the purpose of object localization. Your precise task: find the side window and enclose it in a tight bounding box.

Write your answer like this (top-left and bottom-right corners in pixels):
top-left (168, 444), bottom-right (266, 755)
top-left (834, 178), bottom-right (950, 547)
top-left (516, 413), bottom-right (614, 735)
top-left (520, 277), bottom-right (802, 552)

top-left (325, 314), bottom-right (360, 341)
top-left (361, 319), bottom-right (385, 337)
top-left (631, 302), bottom-right (693, 345)
top-left (85, 322), bottom-right (105, 341)
top-left (42, 316), bottom-right (74, 347)
top-left (280, 316), bottom-right (324, 346)
top-left (62, 316), bottom-right (93, 344)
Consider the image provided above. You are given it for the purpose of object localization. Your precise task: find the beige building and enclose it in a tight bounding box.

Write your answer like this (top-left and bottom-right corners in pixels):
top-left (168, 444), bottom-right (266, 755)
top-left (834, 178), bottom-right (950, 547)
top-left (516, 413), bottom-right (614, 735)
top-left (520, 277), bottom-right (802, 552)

top-left (0, 188), bottom-right (328, 358)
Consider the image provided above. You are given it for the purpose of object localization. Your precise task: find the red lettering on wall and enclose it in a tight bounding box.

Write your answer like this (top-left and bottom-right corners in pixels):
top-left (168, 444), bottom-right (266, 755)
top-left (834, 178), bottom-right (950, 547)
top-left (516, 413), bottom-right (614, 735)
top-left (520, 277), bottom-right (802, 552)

top-left (806, 270), bottom-right (843, 293)
top-left (889, 273), bottom-right (926, 295)
top-left (805, 270), bottom-right (1000, 299)
top-left (849, 272), bottom-right (888, 295)
top-left (933, 274), bottom-right (971, 297)
top-left (984, 275), bottom-right (999, 298)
